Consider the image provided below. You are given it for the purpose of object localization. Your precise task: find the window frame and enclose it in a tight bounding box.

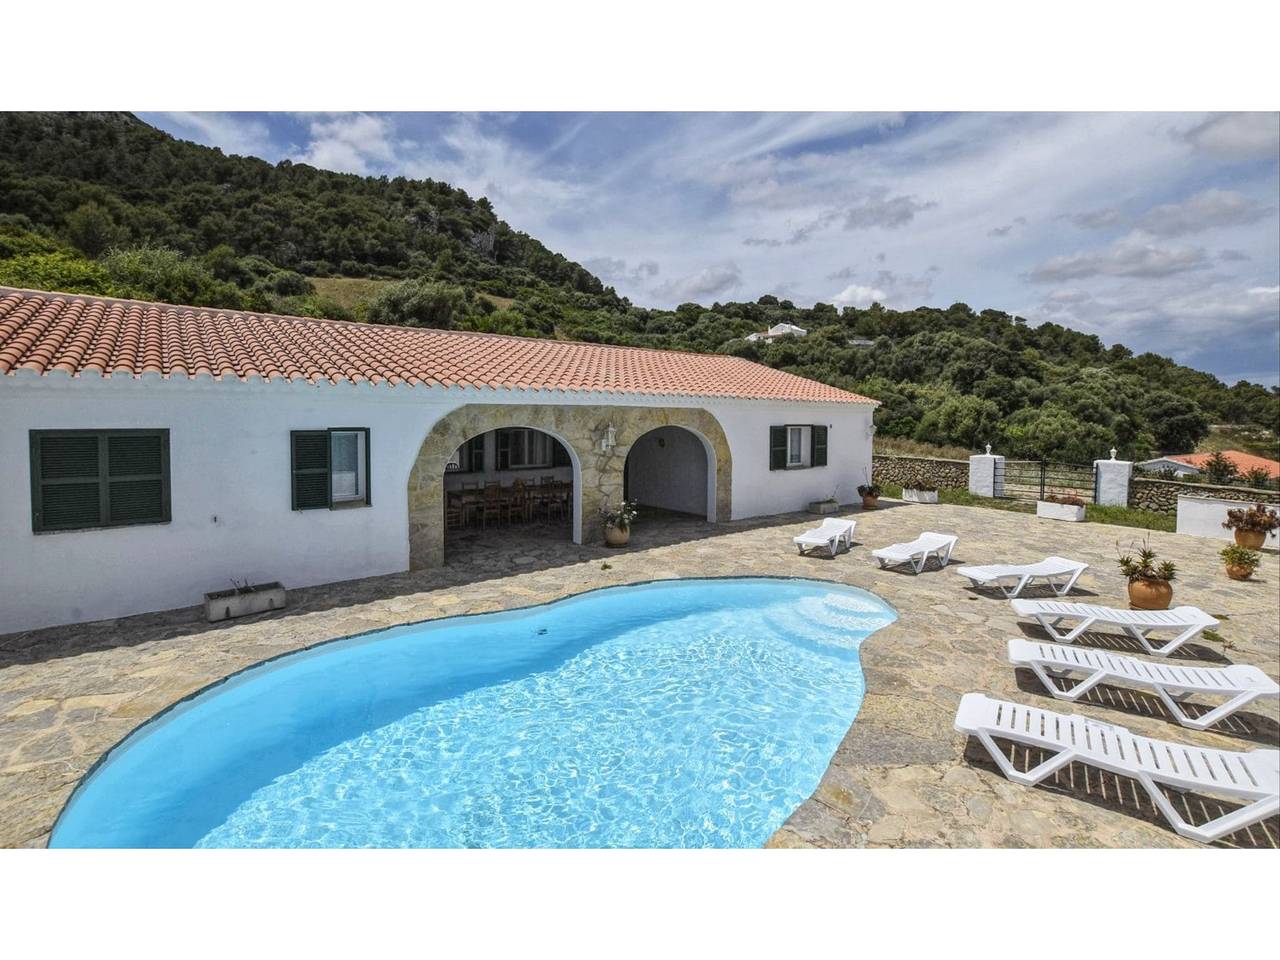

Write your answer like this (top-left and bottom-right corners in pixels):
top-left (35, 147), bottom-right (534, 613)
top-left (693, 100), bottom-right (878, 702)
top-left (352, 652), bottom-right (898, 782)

top-left (496, 428), bottom-right (555, 471)
top-left (291, 427), bottom-right (371, 511)
top-left (30, 428), bottom-right (171, 533)
top-left (769, 423), bottom-right (829, 472)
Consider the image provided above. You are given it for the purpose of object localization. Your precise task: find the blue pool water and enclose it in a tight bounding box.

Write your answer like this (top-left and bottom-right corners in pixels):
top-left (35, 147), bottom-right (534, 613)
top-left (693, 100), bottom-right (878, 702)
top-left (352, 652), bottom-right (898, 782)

top-left (50, 578), bottom-right (895, 848)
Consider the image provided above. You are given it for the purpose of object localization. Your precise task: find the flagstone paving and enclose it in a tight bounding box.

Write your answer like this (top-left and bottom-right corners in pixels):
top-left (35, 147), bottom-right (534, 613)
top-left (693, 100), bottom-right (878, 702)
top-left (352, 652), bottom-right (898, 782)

top-left (1, 501), bottom-right (1276, 848)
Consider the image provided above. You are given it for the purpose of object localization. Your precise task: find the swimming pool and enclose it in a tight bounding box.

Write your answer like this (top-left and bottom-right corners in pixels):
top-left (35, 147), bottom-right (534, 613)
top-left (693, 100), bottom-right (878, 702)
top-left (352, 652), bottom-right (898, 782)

top-left (50, 578), bottom-right (896, 848)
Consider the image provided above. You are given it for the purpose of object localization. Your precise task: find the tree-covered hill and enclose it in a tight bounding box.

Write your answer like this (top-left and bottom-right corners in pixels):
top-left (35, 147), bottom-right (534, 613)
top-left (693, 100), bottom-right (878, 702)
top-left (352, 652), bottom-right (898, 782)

top-left (1, 112), bottom-right (1275, 463)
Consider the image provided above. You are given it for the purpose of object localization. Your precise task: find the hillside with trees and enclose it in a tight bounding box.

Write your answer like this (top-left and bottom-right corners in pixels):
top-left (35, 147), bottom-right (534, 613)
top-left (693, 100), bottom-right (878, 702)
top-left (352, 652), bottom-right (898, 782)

top-left (1, 111), bottom-right (1276, 463)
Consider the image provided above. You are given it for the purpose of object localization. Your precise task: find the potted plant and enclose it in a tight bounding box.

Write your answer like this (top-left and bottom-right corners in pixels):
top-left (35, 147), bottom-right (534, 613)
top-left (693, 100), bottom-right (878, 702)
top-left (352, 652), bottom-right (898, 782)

top-left (1117, 539), bottom-right (1176, 610)
top-left (203, 579), bottom-right (287, 623)
top-left (600, 499), bottom-right (638, 547)
top-left (1222, 502), bottom-right (1279, 550)
top-left (1219, 544), bottom-right (1261, 581)
top-left (1037, 492), bottom-right (1086, 522)
top-left (807, 491), bottom-right (840, 515)
top-left (857, 482), bottom-right (882, 510)
top-left (902, 467), bottom-right (939, 504)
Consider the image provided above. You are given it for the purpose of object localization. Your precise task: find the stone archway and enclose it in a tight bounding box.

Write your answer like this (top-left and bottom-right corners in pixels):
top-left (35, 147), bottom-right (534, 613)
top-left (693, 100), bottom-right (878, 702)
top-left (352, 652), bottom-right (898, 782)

top-left (407, 403), bottom-right (732, 569)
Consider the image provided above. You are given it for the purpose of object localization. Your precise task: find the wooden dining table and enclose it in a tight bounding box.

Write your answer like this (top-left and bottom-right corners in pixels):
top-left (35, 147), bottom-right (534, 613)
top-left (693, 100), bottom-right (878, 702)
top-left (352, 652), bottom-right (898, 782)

top-left (446, 480), bottom-right (571, 528)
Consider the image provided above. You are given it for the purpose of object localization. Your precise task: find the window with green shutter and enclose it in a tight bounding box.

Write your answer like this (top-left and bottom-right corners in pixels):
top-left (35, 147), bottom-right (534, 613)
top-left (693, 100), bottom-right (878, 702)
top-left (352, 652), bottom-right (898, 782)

top-left (769, 424), bottom-right (829, 470)
top-left (291, 428), bottom-right (371, 510)
top-left (30, 429), bottom-right (170, 533)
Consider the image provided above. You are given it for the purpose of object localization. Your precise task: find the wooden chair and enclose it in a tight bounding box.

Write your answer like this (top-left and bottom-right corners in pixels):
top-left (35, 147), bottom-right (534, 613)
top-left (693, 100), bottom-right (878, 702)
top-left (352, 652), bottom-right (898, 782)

top-left (480, 482), bottom-right (506, 528)
top-left (510, 479), bottom-right (531, 523)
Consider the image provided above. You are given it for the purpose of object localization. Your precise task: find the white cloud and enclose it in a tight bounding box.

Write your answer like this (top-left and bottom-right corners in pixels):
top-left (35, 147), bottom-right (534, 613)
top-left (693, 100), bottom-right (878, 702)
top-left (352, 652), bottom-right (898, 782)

top-left (1177, 113), bottom-right (1280, 161)
top-left (832, 283), bottom-right (888, 307)
top-left (842, 192), bottom-right (936, 230)
top-left (1135, 188), bottom-right (1271, 237)
top-left (155, 112), bottom-right (273, 158)
top-left (293, 113), bottom-right (398, 175)
top-left (1068, 207), bottom-right (1126, 230)
top-left (1029, 234), bottom-right (1210, 282)
top-left (655, 262), bottom-right (742, 302)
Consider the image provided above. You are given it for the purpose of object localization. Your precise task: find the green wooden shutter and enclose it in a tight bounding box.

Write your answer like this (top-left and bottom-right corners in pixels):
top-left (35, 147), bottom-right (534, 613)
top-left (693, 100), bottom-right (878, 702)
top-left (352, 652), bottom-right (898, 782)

top-left (496, 429), bottom-right (512, 471)
top-left (811, 425), bottom-right (828, 467)
top-left (769, 426), bottom-right (787, 470)
top-left (106, 432), bottom-right (169, 524)
top-left (291, 430), bottom-right (331, 510)
top-left (31, 433), bottom-right (103, 531)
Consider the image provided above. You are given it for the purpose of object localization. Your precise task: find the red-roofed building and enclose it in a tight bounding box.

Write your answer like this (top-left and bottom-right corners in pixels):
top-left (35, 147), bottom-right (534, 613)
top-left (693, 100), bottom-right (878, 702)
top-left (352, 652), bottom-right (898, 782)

top-left (1, 287), bottom-right (878, 632)
top-left (1139, 450), bottom-right (1280, 481)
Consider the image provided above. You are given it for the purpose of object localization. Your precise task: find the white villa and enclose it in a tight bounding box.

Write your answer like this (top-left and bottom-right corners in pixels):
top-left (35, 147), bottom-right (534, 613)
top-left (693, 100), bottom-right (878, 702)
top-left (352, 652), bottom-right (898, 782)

top-left (744, 322), bottom-right (808, 343)
top-left (0, 287), bottom-right (877, 634)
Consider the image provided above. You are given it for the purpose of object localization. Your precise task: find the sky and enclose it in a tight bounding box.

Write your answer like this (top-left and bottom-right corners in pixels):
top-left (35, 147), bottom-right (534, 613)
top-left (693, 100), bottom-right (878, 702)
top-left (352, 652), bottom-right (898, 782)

top-left (140, 112), bottom-right (1280, 386)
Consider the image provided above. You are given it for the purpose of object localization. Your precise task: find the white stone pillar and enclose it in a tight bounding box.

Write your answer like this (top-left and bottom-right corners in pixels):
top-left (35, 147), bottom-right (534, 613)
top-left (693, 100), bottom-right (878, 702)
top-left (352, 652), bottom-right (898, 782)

top-left (969, 446), bottom-right (1005, 498)
top-left (1094, 449), bottom-right (1132, 507)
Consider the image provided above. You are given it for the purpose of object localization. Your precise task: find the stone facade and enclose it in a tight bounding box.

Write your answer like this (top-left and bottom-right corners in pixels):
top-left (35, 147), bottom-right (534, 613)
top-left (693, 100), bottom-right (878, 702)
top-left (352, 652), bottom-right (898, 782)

top-left (1129, 477), bottom-right (1280, 514)
top-left (406, 403), bottom-right (733, 568)
top-left (872, 454), bottom-right (969, 489)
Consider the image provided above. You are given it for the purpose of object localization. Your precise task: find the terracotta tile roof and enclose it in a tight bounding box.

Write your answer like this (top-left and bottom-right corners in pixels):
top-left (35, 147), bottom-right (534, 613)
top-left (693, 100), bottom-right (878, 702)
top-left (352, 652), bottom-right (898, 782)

top-left (1166, 450), bottom-right (1280, 479)
top-left (0, 287), bottom-right (875, 404)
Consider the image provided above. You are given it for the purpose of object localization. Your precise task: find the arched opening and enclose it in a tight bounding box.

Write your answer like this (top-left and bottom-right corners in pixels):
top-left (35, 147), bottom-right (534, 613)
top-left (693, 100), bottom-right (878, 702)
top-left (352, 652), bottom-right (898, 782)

top-left (623, 425), bottom-right (717, 523)
top-left (406, 403), bottom-right (731, 570)
top-left (443, 427), bottom-right (578, 558)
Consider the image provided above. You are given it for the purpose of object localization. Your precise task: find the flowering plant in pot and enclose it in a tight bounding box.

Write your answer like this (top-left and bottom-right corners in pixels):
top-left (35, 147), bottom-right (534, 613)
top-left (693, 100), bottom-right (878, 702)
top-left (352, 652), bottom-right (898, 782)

top-left (1117, 538), bottom-right (1177, 610)
top-left (857, 482), bottom-right (882, 509)
top-left (1222, 502), bottom-right (1279, 550)
top-left (1219, 544), bottom-right (1261, 582)
top-left (599, 499), bottom-right (638, 547)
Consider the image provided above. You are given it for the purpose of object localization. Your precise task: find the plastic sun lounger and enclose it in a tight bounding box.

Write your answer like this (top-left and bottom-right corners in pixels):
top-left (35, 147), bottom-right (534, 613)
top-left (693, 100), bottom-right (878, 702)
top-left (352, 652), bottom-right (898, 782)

top-left (871, 532), bottom-right (957, 573)
top-left (1011, 599), bottom-right (1220, 657)
top-left (954, 693), bottom-right (1280, 844)
top-left (1007, 638), bottom-right (1280, 731)
top-left (955, 556), bottom-right (1088, 598)
top-left (793, 517), bottom-right (856, 557)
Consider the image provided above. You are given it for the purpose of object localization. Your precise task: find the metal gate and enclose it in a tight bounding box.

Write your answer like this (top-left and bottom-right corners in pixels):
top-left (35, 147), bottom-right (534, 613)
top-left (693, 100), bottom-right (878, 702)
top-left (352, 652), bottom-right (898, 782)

top-left (995, 460), bottom-right (1097, 504)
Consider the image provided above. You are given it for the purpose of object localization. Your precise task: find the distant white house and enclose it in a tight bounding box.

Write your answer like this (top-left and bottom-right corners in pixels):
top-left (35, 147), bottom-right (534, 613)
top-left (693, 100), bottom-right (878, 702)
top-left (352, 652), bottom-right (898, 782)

top-left (0, 286), bottom-right (878, 634)
top-left (745, 322), bottom-right (807, 343)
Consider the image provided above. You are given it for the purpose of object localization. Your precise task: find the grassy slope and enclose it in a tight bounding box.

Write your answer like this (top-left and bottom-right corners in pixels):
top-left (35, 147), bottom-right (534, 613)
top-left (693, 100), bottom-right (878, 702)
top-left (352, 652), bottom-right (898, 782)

top-left (1194, 424), bottom-right (1280, 460)
top-left (309, 277), bottom-right (515, 319)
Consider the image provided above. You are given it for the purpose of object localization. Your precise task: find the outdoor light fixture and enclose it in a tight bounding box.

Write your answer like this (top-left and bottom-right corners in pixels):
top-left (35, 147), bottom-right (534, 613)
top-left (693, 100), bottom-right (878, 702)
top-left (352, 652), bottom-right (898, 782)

top-left (598, 423), bottom-right (617, 453)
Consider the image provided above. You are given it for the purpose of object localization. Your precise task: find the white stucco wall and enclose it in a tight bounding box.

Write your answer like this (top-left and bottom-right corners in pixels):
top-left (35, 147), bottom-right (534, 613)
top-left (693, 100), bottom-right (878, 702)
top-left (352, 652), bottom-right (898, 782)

top-left (626, 426), bottom-right (710, 517)
top-left (0, 374), bottom-right (874, 633)
top-left (710, 402), bottom-right (874, 519)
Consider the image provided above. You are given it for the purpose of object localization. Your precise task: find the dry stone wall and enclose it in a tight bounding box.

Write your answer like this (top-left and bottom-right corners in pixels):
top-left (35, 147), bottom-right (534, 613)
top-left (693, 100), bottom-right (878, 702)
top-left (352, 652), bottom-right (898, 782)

top-left (1129, 477), bottom-right (1280, 513)
top-left (872, 454), bottom-right (969, 489)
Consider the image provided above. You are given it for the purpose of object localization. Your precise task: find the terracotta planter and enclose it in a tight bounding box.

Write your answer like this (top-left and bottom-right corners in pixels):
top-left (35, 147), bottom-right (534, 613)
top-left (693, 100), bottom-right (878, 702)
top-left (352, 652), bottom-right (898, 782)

top-left (1224, 563), bottom-right (1255, 581)
top-left (1128, 578), bottom-right (1173, 610)
top-left (604, 523), bottom-right (631, 547)
top-left (1234, 528), bottom-right (1266, 550)
top-left (861, 495), bottom-right (879, 510)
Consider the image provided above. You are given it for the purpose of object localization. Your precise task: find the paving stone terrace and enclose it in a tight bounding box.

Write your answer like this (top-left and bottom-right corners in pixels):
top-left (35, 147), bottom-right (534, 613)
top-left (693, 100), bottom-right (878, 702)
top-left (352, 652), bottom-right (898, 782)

top-left (1, 502), bottom-right (1277, 849)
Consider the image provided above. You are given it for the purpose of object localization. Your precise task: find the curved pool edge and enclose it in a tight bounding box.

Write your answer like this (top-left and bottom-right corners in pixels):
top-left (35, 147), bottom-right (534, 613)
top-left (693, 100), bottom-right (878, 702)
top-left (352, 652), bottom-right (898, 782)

top-left (49, 574), bottom-right (897, 848)
top-left (762, 596), bottom-right (923, 849)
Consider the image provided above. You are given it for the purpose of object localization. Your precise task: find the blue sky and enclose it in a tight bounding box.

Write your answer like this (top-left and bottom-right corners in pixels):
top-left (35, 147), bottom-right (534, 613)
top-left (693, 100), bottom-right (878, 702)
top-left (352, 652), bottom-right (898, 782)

top-left (141, 112), bottom-right (1280, 385)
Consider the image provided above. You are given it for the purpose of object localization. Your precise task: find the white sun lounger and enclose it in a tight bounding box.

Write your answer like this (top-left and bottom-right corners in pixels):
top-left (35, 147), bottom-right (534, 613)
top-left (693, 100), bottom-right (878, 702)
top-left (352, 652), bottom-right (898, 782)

top-left (956, 556), bottom-right (1088, 598)
top-left (793, 517), bottom-right (856, 557)
top-left (955, 693), bottom-right (1280, 844)
top-left (1011, 599), bottom-right (1220, 657)
top-left (1007, 638), bottom-right (1279, 731)
top-left (871, 532), bottom-right (957, 573)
